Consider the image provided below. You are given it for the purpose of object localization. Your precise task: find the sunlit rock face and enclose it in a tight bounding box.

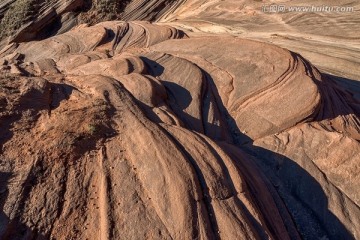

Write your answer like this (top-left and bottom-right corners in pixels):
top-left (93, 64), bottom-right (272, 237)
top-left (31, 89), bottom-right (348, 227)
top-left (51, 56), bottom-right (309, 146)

top-left (0, 1), bottom-right (359, 240)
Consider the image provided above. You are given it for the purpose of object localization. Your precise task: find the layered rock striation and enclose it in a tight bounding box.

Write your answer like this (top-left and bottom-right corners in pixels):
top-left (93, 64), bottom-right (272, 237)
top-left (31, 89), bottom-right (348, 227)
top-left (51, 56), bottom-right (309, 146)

top-left (0, 1), bottom-right (359, 240)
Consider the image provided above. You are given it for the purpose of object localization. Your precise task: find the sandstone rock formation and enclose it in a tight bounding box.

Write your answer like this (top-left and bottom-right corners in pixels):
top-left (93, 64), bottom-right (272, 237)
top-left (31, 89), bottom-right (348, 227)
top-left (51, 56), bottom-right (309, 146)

top-left (0, 1), bottom-right (359, 240)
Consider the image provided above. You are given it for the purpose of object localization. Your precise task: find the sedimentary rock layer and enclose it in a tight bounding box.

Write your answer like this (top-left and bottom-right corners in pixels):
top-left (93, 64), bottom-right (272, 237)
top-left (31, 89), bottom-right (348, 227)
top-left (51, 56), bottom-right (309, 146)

top-left (0, 20), bottom-right (359, 239)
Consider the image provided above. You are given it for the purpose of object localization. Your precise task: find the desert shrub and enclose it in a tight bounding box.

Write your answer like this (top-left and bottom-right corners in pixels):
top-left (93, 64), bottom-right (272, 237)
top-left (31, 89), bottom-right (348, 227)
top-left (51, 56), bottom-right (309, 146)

top-left (87, 123), bottom-right (98, 135)
top-left (94, 0), bottom-right (130, 20)
top-left (0, 0), bottom-right (44, 39)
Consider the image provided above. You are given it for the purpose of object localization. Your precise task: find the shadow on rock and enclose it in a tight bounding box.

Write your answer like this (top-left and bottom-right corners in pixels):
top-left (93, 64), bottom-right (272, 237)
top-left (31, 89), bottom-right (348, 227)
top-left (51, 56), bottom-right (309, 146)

top-left (138, 58), bottom-right (356, 239)
top-left (323, 73), bottom-right (360, 105)
top-left (243, 144), bottom-right (355, 240)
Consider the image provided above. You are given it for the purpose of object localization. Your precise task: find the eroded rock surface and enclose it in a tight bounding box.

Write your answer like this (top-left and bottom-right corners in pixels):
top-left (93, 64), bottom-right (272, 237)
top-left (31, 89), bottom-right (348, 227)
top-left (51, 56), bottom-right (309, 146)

top-left (0, 1), bottom-right (359, 240)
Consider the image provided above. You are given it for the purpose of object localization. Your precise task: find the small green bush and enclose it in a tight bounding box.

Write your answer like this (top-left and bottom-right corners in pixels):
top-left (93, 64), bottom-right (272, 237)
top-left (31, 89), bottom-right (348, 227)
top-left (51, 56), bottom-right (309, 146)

top-left (94, 0), bottom-right (130, 21)
top-left (88, 123), bottom-right (98, 135)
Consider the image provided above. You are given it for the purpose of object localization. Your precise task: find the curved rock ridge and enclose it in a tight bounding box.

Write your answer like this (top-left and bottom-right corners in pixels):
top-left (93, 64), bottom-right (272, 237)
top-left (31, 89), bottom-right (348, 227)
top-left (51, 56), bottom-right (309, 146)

top-left (0, 21), bottom-right (359, 240)
top-left (0, 0), bottom-right (185, 47)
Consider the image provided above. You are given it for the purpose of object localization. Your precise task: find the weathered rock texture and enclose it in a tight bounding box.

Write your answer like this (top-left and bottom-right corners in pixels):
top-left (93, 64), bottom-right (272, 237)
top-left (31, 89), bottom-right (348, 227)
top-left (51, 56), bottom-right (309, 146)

top-left (0, 1), bottom-right (359, 240)
top-left (0, 0), bottom-right (183, 45)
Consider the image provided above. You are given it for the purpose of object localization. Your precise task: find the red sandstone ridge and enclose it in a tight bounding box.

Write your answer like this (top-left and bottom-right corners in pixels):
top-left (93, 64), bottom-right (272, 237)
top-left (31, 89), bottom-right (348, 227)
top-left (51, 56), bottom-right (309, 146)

top-left (0, 1), bottom-right (359, 240)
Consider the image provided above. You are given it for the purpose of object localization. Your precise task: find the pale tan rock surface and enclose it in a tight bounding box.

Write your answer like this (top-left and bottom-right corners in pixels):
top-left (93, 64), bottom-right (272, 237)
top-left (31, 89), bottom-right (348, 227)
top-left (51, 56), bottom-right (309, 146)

top-left (0, 1), bottom-right (359, 240)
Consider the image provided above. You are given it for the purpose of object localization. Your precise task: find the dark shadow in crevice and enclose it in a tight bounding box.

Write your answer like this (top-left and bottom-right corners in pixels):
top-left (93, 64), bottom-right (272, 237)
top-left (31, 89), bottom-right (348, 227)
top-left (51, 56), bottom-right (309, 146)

top-left (35, 14), bottom-right (63, 41)
top-left (49, 83), bottom-right (77, 110)
top-left (294, 53), bottom-right (360, 122)
top-left (322, 73), bottom-right (360, 108)
top-left (140, 56), bottom-right (165, 77)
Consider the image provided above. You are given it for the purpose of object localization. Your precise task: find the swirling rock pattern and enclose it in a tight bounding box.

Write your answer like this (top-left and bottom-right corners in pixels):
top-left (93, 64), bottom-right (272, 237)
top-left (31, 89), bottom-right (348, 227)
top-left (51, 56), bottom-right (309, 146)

top-left (0, 1), bottom-right (359, 240)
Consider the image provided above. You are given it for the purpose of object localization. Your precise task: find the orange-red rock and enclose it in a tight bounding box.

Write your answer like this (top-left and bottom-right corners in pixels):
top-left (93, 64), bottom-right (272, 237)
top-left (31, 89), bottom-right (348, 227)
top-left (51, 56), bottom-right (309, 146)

top-left (0, 1), bottom-right (359, 240)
